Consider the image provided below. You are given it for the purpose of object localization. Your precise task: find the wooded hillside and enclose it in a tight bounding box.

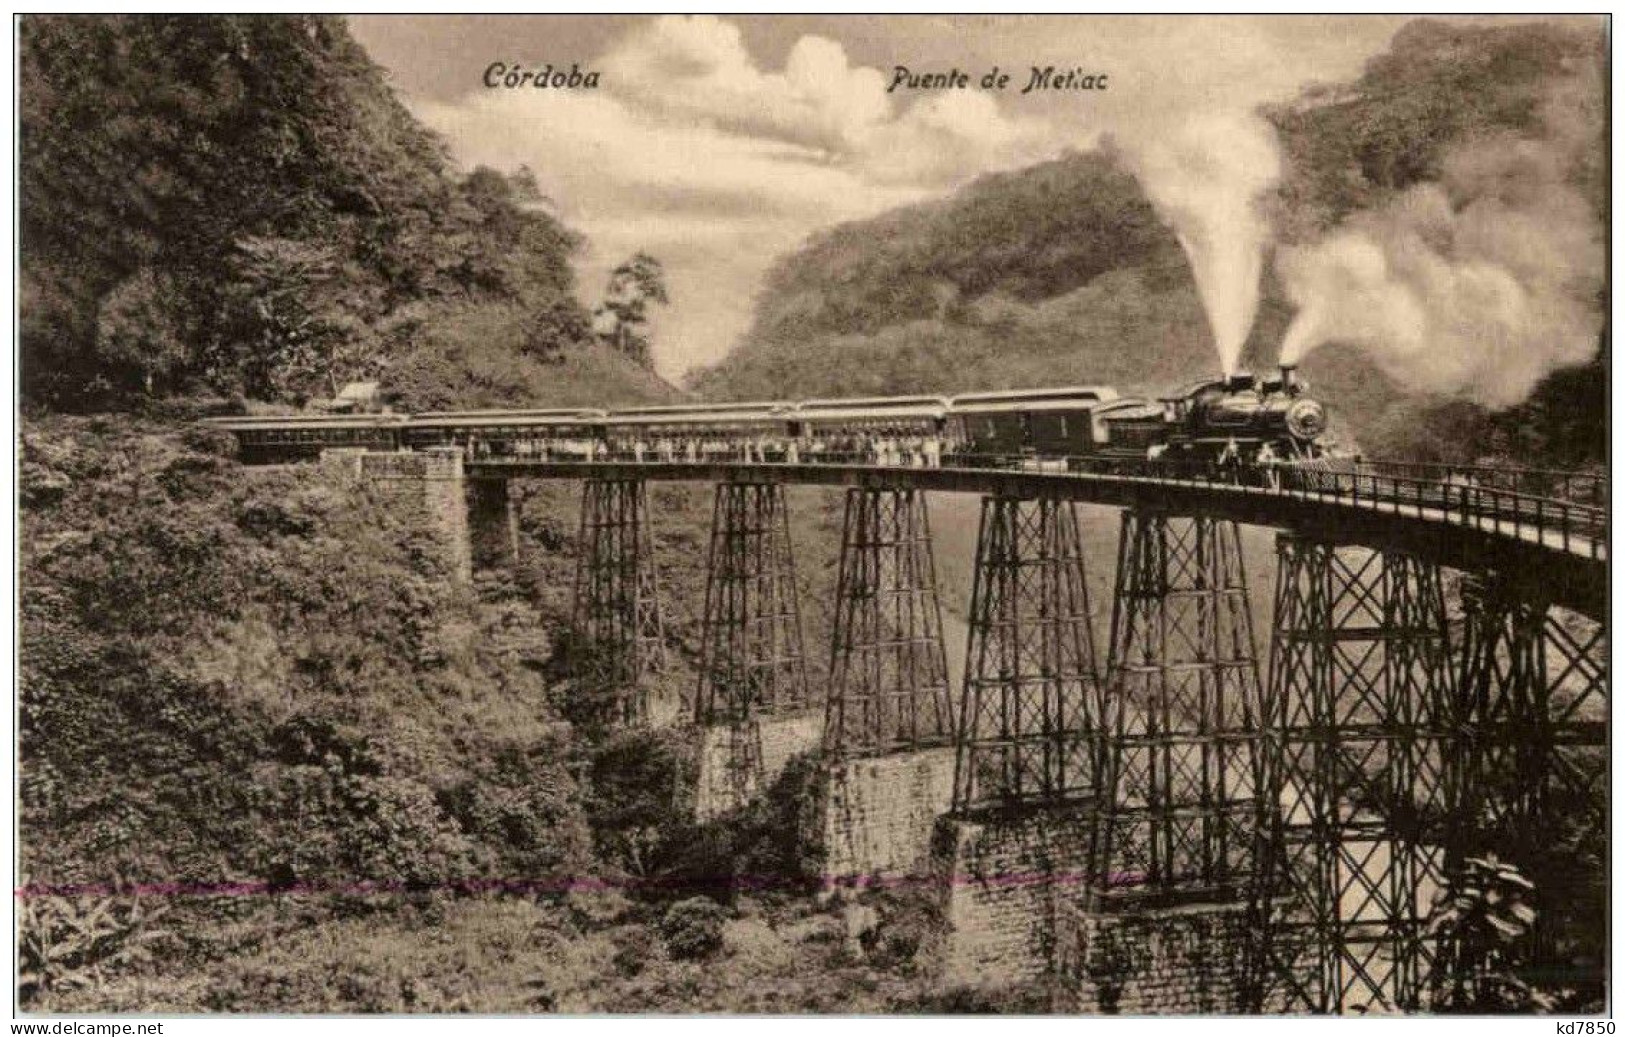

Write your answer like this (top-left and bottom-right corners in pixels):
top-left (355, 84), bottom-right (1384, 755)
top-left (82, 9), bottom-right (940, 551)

top-left (20, 15), bottom-right (673, 412)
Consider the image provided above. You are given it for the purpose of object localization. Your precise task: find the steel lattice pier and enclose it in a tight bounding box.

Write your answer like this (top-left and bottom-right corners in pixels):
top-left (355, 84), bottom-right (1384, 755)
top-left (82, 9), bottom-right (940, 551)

top-left (951, 495), bottom-right (1101, 810)
top-left (1261, 534), bottom-right (1458, 1014)
top-left (1458, 573), bottom-right (1608, 850)
top-left (695, 482), bottom-right (810, 724)
top-left (824, 487), bottom-right (954, 758)
top-left (1452, 573), bottom-right (1608, 990)
top-left (571, 478), bottom-right (666, 724)
top-left (1088, 511), bottom-right (1267, 912)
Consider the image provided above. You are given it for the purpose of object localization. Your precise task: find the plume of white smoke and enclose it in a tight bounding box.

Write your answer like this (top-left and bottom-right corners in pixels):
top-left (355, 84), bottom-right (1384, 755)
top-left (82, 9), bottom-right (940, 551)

top-left (1123, 112), bottom-right (1284, 375)
top-left (1277, 81), bottom-right (1604, 409)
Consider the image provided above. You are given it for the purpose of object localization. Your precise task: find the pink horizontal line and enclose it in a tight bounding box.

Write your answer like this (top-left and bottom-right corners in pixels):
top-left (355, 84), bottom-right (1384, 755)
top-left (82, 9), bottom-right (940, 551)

top-left (15, 870), bottom-right (1148, 900)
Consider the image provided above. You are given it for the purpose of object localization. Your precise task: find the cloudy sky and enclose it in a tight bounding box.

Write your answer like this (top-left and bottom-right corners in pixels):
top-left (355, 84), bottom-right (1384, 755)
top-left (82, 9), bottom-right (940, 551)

top-left (349, 15), bottom-right (1424, 380)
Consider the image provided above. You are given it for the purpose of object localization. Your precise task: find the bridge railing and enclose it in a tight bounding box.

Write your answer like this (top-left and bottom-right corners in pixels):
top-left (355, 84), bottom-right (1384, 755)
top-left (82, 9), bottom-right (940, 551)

top-left (1346, 459), bottom-right (1609, 510)
top-left (1269, 463), bottom-right (1608, 561)
top-left (471, 449), bottom-right (1607, 560)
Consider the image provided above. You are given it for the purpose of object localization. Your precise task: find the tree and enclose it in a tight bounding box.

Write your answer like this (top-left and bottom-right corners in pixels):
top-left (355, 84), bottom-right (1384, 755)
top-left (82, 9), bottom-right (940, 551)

top-left (596, 252), bottom-right (669, 369)
top-left (1429, 855), bottom-right (1561, 1012)
top-left (218, 236), bottom-right (368, 401)
top-left (94, 269), bottom-right (191, 395)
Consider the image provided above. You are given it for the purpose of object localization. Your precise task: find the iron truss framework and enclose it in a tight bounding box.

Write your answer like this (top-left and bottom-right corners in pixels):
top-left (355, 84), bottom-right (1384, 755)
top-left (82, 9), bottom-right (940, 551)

top-left (1458, 573), bottom-right (1609, 849)
top-left (1260, 534), bottom-right (1459, 1014)
top-left (951, 495), bottom-right (1100, 811)
top-left (1451, 573), bottom-right (1608, 988)
top-left (695, 481), bottom-right (811, 724)
top-left (570, 478), bottom-right (666, 724)
top-left (824, 487), bottom-right (955, 758)
top-left (1088, 511), bottom-right (1267, 912)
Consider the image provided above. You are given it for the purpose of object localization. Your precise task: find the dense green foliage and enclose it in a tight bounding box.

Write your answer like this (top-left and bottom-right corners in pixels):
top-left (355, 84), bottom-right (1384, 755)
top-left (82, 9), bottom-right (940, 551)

top-left (18, 15), bottom-right (664, 410)
top-left (15, 418), bottom-right (914, 1013)
top-left (1266, 19), bottom-right (1606, 236)
top-left (19, 415), bottom-right (591, 892)
top-left (660, 898), bottom-right (728, 960)
top-left (379, 299), bottom-right (677, 413)
top-left (697, 19), bottom-right (1606, 468)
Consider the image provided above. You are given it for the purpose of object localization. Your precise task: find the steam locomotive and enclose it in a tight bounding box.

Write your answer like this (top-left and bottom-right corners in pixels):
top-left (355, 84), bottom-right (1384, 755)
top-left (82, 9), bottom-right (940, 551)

top-left (207, 364), bottom-right (1332, 475)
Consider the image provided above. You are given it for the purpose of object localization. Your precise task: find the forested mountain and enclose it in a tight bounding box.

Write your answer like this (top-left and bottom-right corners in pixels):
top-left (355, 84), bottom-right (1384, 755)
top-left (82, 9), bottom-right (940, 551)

top-left (1266, 19), bottom-right (1606, 237)
top-left (20, 15), bottom-right (673, 411)
top-left (697, 19), bottom-right (1607, 466)
top-left (691, 147), bottom-right (1219, 401)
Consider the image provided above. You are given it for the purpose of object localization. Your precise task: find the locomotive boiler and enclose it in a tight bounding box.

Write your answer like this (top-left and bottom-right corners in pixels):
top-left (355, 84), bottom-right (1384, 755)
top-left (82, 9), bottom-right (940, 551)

top-left (1091, 365), bottom-right (1331, 467)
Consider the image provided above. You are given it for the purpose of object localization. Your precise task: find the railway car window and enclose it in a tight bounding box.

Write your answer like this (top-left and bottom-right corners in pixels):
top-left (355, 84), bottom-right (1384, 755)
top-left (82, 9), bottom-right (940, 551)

top-left (1059, 416), bottom-right (1068, 437)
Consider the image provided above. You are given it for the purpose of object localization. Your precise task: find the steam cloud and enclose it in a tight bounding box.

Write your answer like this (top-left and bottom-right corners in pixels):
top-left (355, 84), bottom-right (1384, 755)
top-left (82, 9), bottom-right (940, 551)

top-left (1277, 80), bottom-right (1604, 408)
top-left (1124, 112), bottom-right (1284, 375)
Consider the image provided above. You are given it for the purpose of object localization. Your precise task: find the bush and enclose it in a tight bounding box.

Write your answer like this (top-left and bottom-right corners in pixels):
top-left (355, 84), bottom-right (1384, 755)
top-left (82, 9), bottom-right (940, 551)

top-left (610, 924), bottom-right (654, 977)
top-left (660, 897), bottom-right (728, 961)
top-left (17, 888), bottom-right (170, 1008)
top-left (856, 883), bottom-right (942, 971)
top-left (584, 726), bottom-right (695, 879)
top-left (438, 733), bottom-right (592, 883)
top-left (732, 750), bottom-right (827, 884)
top-left (893, 983), bottom-right (1053, 1014)
top-left (1430, 855), bottom-right (1564, 1013)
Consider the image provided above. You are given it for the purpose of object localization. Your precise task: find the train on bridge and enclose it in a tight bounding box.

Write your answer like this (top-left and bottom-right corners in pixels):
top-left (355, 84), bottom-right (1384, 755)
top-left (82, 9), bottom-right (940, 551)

top-left (209, 365), bottom-right (1334, 479)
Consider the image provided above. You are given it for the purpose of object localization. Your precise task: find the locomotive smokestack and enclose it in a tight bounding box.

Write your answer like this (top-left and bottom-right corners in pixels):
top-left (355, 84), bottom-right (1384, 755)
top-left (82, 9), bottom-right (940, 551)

top-left (1280, 363), bottom-right (1299, 393)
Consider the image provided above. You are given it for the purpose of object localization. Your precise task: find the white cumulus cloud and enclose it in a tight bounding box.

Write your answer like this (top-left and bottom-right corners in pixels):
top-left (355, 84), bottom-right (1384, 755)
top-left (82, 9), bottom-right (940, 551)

top-left (411, 16), bottom-right (1060, 377)
top-left (599, 15), bottom-right (892, 156)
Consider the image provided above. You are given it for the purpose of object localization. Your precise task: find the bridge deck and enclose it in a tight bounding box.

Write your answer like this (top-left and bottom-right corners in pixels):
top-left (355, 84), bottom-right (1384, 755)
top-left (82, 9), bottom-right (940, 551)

top-left (464, 456), bottom-right (1608, 621)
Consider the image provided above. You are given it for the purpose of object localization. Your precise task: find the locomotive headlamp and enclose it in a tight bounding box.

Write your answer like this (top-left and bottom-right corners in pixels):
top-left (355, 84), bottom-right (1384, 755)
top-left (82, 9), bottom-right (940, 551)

top-left (1286, 398), bottom-right (1327, 440)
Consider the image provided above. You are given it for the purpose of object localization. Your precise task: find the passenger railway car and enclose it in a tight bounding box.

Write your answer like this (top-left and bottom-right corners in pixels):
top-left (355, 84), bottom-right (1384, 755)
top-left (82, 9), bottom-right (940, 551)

top-left (1087, 398), bottom-right (1169, 459)
top-left (793, 396), bottom-right (947, 451)
top-left (201, 412), bottom-right (405, 464)
top-left (597, 402), bottom-right (793, 461)
top-left (402, 409), bottom-right (607, 459)
top-left (948, 386), bottom-right (1119, 457)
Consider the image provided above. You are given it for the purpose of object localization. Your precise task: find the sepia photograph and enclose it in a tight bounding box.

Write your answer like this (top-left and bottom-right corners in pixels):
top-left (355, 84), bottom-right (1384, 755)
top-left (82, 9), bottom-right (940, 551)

top-left (12, 11), bottom-right (1611, 1020)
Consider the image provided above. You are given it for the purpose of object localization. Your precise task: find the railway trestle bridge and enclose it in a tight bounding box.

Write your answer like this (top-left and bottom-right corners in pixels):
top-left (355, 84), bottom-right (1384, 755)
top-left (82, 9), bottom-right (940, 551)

top-left (311, 443), bottom-right (1607, 1014)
